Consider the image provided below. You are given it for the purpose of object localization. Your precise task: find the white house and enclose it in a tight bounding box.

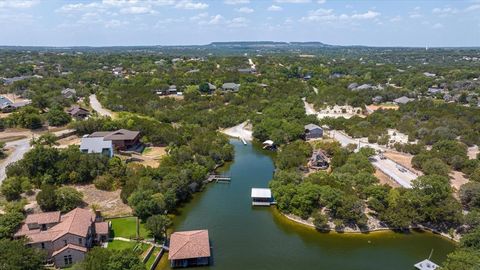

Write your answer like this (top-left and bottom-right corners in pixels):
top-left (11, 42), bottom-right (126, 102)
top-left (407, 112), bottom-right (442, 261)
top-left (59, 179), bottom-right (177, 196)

top-left (79, 136), bottom-right (113, 157)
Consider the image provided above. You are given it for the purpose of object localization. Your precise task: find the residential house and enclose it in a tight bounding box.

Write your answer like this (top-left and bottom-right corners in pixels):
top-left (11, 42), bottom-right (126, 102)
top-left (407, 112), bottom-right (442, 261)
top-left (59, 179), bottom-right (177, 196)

top-left (423, 72), bottom-right (436, 77)
top-left (14, 208), bottom-right (109, 268)
top-left (207, 83), bottom-right (216, 91)
top-left (61, 88), bottom-right (76, 99)
top-left (79, 136), bottom-right (114, 157)
top-left (238, 68), bottom-right (254, 74)
top-left (309, 150), bottom-right (329, 170)
top-left (157, 85), bottom-right (178, 96)
top-left (0, 96), bottom-right (13, 112)
top-left (168, 230), bottom-right (211, 268)
top-left (67, 106), bottom-right (90, 120)
top-left (304, 124), bottom-right (323, 140)
top-left (394, 96), bottom-right (414, 105)
top-left (89, 129), bottom-right (141, 151)
top-left (0, 97), bottom-right (31, 113)
top-left (222, 83), bottom-right (240, 92)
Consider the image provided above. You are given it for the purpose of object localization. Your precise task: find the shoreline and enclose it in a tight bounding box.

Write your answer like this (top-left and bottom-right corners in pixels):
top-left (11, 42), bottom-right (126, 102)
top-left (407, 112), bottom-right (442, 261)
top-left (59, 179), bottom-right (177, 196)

top-left (278, 209), bottom-right (460, 243)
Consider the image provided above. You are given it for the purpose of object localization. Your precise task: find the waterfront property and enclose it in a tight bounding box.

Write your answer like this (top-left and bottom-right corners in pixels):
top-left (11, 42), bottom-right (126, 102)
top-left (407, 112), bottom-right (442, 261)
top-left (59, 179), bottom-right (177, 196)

top-left (251, 188), bottom-right (273, 206)
top-left (414, 259), bottom-right (439, 270)
top-left (168, 230), bottom-right (211, 268)
top-left (304, 124), bottom-right (323, 140)
top-left (89, 129), bottom-right (141, 151)
top-left (14, 208), bottom-right (109, 268)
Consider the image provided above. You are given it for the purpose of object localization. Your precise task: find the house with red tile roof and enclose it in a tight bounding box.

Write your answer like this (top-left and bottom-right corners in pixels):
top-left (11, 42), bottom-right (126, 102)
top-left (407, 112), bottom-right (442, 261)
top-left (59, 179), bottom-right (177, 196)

top-left (14, 208), bottom-right (109, 268)
top-left (168, 230), bottom-right (211, 268)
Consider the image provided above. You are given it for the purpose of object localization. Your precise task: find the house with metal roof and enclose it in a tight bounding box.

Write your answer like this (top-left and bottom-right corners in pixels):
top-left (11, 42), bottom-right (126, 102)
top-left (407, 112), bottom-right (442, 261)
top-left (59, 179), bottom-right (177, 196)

top-left (222, 82), bottom-right (240, 92)
top-left (251, 188), bottom-right (273, 206)
top-left (80, 136), bottom-right (113, 157)
top-left (304, 124), bottom-right (323, 140)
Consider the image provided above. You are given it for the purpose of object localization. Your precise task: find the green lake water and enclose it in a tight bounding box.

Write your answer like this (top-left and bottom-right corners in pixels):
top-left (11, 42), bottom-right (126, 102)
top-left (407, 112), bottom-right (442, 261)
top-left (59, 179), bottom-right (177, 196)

top-left (158, 140), bottom-right (455, 270)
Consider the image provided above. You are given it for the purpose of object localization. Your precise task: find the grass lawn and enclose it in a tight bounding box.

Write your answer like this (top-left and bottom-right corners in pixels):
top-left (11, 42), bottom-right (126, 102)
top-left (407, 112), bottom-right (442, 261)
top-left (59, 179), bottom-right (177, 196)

top-left (109, 216), bottom-right (150, 239)
top-left (145, 247), bottom-right (160, 269)
top-left (107, 240), bottom-right (137, 250)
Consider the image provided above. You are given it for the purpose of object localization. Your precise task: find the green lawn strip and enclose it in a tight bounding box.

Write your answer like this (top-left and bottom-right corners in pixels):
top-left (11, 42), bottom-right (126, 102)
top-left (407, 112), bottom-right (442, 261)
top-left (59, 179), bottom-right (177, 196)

top-left (145, 247), bottom-right (160, 269)
top-left (109, 216), bottom-right (150, 239)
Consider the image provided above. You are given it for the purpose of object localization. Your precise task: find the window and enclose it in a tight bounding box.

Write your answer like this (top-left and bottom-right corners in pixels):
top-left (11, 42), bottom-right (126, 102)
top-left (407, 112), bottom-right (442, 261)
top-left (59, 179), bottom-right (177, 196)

top-left (64, 255), bottom-right (73, 265)
top-left (41, 242), bottom-right (45, 249)
top-left (64, 239), bottom-right (67, 246)
top-left (41, 224), bottom-right (47, 231)
top-left (78, 238), bottom-right (82, 245)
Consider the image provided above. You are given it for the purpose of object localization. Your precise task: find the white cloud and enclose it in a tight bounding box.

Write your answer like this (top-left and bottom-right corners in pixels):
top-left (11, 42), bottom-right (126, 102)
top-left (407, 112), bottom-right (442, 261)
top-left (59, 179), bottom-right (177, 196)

top-left (57, 2), bottom-right (102, 13)
top-left (104, 19), bottom-right (128, 28)
top-left (390, 15), bottom-right (402, 22)
top-left (0, 0), bottom-right (38, 9)
top-left (120, 6), bottom-right (155, 14)
top-left (301, 9), bottom-right (380, 22)
top-left (275, 0), bottom-right (310, 3)
top-left (237, 7), bottom-right (253, 13)
top-left (224, 0), bottom-right (250, 4)
top-left (317, 0), bottom-right (326, 3)
top-left (432, 7), bottom-right (458, 17)
top-left (268, 5), bottom-right (283, 11)
top-left (175, 1), bottom-right (208, 10)
top-left (198, 14), bottom-right (224, 25)
top-left (465, 4), bottom-right (480, 11)
top-left (227, 17), bottom-right (248, 27)
top-left (432, 23), bottom-right (443, 29)
top-left (351, 10), bottom-right (380, 20)
top-left (190, 12), bottom-right (208, 21)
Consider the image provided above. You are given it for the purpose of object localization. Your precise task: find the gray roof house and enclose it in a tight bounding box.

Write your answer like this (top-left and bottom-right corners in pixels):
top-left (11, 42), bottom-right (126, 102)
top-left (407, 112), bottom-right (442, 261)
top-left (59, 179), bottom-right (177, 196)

top-left (79, 136), bottom-right (113, 157)
top-left (61, 88), bottom-right (76, 99)
top-left (304, 124), bottom-right (323, 140)
top-left (208, 83), bottom-right (217, 91)
top-left (222, 83), bottom-right (240, 92)
top-left (394, 96), bottom-right (414, 104)
top-left (0, 96), bottom-right (12, 108)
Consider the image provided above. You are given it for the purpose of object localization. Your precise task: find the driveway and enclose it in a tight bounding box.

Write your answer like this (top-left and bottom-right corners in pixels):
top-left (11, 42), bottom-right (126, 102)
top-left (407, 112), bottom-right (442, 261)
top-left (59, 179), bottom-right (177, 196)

top-left (89, 94), bottom-right (113, 117)
top-left (0, 138), bottom-right (30, 183)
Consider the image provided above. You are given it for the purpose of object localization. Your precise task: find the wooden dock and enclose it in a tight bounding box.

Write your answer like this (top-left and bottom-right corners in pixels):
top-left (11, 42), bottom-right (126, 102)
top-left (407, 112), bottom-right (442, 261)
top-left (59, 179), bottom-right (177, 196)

top-left (207, 174), bottom-right (232, 183)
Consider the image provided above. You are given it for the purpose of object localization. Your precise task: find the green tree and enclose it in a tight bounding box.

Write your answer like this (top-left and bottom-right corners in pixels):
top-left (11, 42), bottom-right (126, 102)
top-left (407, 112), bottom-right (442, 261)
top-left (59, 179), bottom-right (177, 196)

top-left (55, 186), bottom-right (84, 212)
top-left (0, 239), bottom-right (46, 270)
top-left (46, 108), bottom-right (71, 126)
top-left (36, 184), bottom-right (58, 211)
top-left (146, 214), bottom-right (172, 242)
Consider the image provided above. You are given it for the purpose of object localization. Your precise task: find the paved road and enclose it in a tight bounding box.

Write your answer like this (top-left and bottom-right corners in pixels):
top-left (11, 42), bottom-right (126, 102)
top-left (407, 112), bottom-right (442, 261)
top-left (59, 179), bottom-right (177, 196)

top-left (89, 94), bottom-right (112, 117)
top-left (0, 138), bottom-right (30, 183)
top-left (370, 155), bottom-right (416, 188)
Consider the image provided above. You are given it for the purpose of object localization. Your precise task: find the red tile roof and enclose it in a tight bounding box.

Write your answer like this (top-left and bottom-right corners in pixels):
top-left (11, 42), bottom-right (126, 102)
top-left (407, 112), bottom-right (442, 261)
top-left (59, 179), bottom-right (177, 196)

top-left (168, 230), bottom-right (210, 260)
top-left (94, 222), bottom-right (109, 235)
top-left (25, 211), bottom-right (61, 225)
top-left (51, 244), bottom-right (87, 257)
top-left (15, 208), bottom-right (95, 244)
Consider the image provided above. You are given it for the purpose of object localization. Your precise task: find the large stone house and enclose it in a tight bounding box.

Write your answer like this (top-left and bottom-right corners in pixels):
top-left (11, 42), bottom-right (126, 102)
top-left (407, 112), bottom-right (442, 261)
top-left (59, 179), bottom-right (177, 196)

top-left (14, 208), bottom-right (109, 268)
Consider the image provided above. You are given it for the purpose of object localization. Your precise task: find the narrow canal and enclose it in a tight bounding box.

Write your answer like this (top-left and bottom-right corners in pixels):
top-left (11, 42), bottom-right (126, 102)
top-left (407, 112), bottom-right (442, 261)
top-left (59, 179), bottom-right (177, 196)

top-left (158, 140), bottom-right (455, 270)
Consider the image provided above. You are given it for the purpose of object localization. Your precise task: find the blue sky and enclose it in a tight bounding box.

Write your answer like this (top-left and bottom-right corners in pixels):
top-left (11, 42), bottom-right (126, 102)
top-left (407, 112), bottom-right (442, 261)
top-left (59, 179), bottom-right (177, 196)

top-left (0, 0), bottom-right (479, 47)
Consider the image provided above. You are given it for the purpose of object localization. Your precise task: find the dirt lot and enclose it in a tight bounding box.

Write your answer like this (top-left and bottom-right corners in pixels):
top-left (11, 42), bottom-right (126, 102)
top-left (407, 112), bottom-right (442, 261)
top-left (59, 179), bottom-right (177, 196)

top-left (55, 135), bottom-right (81, 148)
top-left (129, 146), bottom-right (167, 168)
top-left (450, 170), bottom-right (469, 192)
top-left (73, 184), bottom-right (132, 218)
top-left (383, 151), bottom-right (422, 175)
top-left (375, 169), bottom-right (401, 188)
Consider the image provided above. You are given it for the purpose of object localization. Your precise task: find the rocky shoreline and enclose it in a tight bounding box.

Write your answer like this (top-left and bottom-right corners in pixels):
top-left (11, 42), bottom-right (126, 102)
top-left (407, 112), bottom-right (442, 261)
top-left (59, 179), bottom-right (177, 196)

top-left (281, 211), bottom-right (460, 243)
